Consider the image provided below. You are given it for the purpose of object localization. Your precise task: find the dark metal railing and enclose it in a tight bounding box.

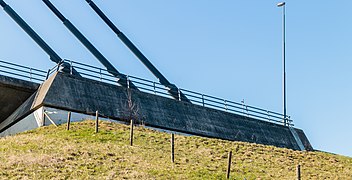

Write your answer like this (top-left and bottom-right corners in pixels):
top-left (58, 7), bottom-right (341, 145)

top-left (0, 60), bottom-right (47, 83)
top-left (0, 59), bottom-right (293, 126)
top-left (61, 59), bottom-right (293, 126)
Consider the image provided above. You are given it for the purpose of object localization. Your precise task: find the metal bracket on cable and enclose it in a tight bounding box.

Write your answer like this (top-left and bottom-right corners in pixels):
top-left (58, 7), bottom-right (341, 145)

top-left (42, 0), bottom-right (137, 89)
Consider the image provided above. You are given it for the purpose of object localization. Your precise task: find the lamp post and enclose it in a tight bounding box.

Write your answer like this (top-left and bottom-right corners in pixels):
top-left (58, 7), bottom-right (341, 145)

top-left (277, 2), bottom-right (287, 126)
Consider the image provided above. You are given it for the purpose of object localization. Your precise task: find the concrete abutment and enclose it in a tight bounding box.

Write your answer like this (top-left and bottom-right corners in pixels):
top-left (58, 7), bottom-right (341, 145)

top-left (0, 72), bottom-right (313, 151)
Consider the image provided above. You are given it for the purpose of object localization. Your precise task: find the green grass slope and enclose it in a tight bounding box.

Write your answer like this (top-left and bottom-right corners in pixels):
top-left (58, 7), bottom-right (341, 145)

top-left (0, 120), bottom-right (351, 179)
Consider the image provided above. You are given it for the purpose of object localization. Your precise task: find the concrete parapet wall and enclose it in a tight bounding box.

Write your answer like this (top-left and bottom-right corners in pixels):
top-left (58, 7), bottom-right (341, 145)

top-left (33, 72), bottom-right (312, 150)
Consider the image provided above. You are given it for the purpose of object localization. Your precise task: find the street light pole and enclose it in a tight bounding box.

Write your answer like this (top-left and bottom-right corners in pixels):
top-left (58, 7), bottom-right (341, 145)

top-left (277, 2), bottom-right (287, 126)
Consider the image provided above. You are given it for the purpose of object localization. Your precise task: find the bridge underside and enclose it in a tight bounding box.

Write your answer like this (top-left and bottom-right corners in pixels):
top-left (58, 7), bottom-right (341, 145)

top-left (0, 75), bottom-right (39, 123)
top-left (0, 72), bottom-right (313, 151)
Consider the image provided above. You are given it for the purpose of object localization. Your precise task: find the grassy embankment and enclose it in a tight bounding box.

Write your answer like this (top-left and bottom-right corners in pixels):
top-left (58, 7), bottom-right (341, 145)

top-left (0, 120), bottom-right (351, 179)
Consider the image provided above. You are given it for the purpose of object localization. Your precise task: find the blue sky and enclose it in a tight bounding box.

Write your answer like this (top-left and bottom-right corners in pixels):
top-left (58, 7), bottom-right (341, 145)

top-left (1, 1), bottom-right (351, 157)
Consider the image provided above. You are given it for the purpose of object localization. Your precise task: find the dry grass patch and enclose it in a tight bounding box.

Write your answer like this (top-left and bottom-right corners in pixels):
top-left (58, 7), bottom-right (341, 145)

top-left (0, 120), bottom-right (351, 179)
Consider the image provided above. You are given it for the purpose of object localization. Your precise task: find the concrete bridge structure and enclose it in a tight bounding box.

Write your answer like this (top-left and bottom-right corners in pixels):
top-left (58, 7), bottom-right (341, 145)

top-left (0, 62), bottom-right (313, 151)
top-left (0, 75), bottom-right (39, 123)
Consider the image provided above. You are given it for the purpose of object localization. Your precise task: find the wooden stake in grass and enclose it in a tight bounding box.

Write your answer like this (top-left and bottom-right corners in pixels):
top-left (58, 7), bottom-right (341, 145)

top-left (297, 164), bottom-right (301, 180)
top-left (67, 111), bottom-right (71, 131)
top-left (171, 133), bottom-right (175, 163)
top-left (130, 119), bottom-right (134, 146)
top-left (226, 151), bottom-right (232, 179)
top-left (95, 110), bottom-right (99, 133)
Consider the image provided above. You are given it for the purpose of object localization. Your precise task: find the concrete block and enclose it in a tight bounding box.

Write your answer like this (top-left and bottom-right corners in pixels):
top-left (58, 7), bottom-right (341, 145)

top-left (28, 72), bottom-right (312, 150)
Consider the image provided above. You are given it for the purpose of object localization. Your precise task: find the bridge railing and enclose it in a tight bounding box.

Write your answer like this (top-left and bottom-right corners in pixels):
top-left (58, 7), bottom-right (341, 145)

top-left (61, 59), bottom-right (293, 126)
top-left (0, 59), bottom-right (293, 126)
top-left (0, 60), bottom-right (47, 83)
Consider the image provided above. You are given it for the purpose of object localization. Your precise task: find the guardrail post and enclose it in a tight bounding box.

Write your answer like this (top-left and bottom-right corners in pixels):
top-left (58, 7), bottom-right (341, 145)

top-left (246, 105), bottom-right (249, 117)
top-left (153, 82), bottom-right (156, 94)
top-left (29, 68), bottom-right (32, 81)
top-left (267, 111), bottom-right (270, 121)
top-left (285, 116), bottom-right (289, 126)
top-left (241, 99), bottom-right (245, 115)
top-left (288, 116), bottom-right (291, 126)
top-left (178, 89), bottom-right (181, 101)
top-left (127, 75), bottom-right (130, 89)
top-left (56, 62), bottom-right (60, 72)
top-left (99, 69), bottom-right (102, 81)
top-left (46, 69), bottom-right (50, 80)
top-left (70, 60), bottom-right (73, 75)
top-left (202, 94), bottom-right (205, 107)
top-left (224, 100), bottom-right (228, 112)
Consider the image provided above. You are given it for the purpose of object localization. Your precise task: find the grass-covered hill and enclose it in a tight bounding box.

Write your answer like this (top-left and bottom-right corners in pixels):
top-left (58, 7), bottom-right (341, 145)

top-left (0, 120), bottom-right (351, 179)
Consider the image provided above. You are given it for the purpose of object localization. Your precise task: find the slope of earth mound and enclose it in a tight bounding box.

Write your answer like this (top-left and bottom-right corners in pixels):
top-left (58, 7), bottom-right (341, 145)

top-left (0, 120), bottom-right (351, 179)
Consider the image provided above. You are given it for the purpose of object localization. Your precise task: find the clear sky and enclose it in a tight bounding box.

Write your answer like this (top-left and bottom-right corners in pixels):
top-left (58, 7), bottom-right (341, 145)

top-left (1, 1), bottom-right (351, 157)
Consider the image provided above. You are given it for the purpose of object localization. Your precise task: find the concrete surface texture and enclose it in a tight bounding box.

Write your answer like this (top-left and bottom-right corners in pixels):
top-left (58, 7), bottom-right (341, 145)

top-left (0, 75), bottom-right (39, 123)
top-left (29, 72), bottom-right (312, 150)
